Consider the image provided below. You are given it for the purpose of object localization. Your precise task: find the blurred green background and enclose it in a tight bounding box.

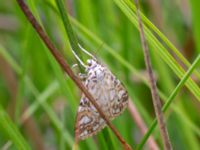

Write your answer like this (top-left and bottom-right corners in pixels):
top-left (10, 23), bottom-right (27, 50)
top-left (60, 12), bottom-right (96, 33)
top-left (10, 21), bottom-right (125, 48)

top-left (0, 0), bottom-right (200, 149)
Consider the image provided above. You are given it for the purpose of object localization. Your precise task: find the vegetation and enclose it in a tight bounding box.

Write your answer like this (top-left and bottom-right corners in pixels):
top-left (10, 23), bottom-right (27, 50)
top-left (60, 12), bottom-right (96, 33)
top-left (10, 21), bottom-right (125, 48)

top-left (0, 0), bottom-right (200, 149)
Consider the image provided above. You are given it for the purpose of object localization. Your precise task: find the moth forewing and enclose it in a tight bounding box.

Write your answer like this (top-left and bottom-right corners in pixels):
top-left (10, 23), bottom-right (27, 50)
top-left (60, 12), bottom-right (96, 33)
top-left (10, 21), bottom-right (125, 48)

top-left (75, 59), bottom-right (128, 140)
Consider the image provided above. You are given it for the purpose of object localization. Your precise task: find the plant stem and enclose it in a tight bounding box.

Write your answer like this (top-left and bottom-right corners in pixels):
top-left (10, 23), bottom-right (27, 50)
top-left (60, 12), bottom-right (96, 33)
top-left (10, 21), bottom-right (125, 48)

top-left (16, 0), bottom-right (132, 149)
top-left (133, 0), bottom-right (172, 149)
top-left (138, 54), bottom-right (200, 149)
top-left (55, 0), bottom-right (84, 71)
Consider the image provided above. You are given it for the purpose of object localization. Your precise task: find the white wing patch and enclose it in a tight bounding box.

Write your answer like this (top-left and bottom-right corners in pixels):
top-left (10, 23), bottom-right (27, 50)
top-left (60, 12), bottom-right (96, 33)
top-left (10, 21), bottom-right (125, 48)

top-left (75, 59), bottom-right (128, 140)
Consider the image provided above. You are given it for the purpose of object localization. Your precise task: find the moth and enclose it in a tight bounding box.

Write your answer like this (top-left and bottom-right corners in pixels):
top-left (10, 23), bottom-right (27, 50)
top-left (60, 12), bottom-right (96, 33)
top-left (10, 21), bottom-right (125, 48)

top-left (73, 45), bottom-right (129, 140)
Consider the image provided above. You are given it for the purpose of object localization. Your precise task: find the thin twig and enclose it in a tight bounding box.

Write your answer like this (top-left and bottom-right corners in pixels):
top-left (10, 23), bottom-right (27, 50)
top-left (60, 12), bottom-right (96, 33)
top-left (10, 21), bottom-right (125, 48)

top-left (16, 0), bottom-right (132, 149)
top-left (133, 0), bottom-right (172, 149)
top-left (128, 100), bottom-right (158, 150)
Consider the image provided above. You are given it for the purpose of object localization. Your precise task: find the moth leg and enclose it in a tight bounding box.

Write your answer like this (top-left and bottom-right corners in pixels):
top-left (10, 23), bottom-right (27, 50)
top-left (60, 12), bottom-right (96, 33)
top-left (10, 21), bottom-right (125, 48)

top-left (71, 64), bottom-right (82, 77)
top-left (71, 63), bottom-right (87, 81)
top-left (79, 73), bottom-right (87, 81)
top-left (72, 63), bottom-right (78, 69)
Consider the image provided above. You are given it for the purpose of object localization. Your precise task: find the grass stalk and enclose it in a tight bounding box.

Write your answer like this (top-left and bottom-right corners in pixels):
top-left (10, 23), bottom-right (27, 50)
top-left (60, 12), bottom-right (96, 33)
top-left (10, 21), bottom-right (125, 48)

top-left (134, 0), bottom-right (172, 149)
top-left (16, 0), bottom-right (132, 149)
top-left (138, 54), bottom-right (200, 149)
top-left (0, 105), bottom-right (31, 150)
top-left (55, 0), bottom-right (84, 71)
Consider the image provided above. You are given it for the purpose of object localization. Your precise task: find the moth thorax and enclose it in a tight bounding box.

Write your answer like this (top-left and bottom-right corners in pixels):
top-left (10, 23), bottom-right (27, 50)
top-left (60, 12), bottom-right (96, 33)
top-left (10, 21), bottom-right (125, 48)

top-left (86, 59), bottom-right (98, 71)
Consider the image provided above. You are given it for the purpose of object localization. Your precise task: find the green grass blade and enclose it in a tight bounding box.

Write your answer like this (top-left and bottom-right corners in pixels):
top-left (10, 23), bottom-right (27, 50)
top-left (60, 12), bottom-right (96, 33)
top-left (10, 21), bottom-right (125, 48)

top-left (138, 54), bottom-right (200, 149)
top-left (0, 105), bottom-right (31, 150)
top-left (123, 0), bottom-right (200, 79)
top-left (22, 80), bottom-right (59, 119)
top-left (55, 0), bottom-right (84, 70)
top-left (0, 44), bottom-right (75, 148)
top-left (0, 45), bottom-right (22, 75)
top-left (190, 0), bottom-right (200, 53)
top-left (68, 15), bottom-right (200, 139)
top-left (113, 0), bottom-right (200, 101)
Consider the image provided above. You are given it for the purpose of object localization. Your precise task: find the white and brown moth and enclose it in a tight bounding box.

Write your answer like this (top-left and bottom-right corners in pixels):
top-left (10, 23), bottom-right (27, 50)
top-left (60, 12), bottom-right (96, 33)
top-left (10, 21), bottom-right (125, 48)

top-left (74, 45), bottom-right (129, 140)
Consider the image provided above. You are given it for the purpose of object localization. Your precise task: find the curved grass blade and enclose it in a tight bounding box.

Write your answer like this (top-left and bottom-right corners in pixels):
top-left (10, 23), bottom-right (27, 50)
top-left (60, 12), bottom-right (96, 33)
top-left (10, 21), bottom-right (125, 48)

top-left (0, 105), bottom-right (31, 150)
top-left (0, 45), bottom-right (74, 148)
top-left (123, 0), bottom-right (200, 79)
top-left (113, 0), bottom-right (200, 101)
top-left (55, 0), bottom-right (85, 72)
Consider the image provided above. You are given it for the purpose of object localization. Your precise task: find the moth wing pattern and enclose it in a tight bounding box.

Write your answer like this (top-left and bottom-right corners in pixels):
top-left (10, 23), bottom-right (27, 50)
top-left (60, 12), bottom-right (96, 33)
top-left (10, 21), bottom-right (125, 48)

top-left (75, 96), bottom-right (106, 140)
top-left (75, 60), bottom-right (128, 140)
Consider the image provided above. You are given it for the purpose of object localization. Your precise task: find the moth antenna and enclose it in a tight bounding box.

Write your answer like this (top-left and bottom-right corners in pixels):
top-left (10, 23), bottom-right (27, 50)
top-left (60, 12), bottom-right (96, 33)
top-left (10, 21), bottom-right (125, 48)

top-left (72, 49), bottom-right (87, 68)
top-left (78, 44), bottom-right (97, 60)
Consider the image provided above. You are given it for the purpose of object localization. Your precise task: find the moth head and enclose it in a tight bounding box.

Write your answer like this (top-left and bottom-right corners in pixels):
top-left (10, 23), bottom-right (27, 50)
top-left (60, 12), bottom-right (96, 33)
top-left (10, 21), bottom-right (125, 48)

top-left (87, 59), bottom-right (97, 67)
